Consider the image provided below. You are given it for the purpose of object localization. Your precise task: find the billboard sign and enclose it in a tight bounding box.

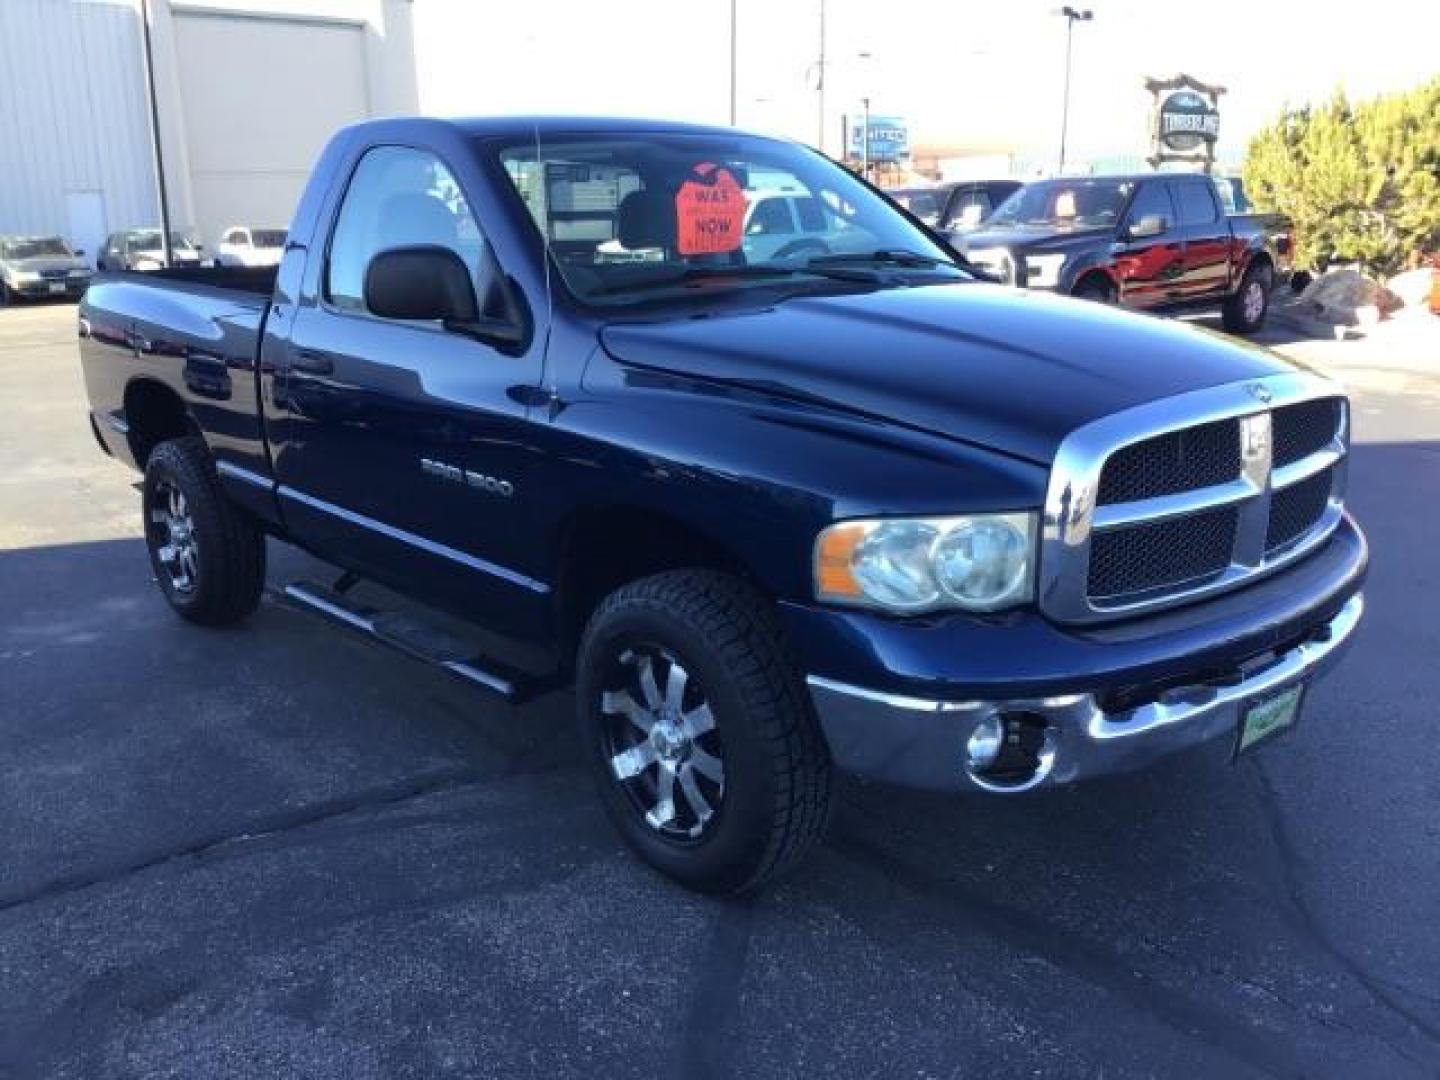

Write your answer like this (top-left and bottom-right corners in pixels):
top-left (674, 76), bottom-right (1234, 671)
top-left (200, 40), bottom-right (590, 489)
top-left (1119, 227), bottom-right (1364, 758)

top-left (848, 115), bottom-right (909, 162)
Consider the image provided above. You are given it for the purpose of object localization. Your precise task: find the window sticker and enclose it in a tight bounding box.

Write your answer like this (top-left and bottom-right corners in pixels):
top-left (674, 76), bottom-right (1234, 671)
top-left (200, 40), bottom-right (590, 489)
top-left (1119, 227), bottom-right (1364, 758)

top-left (675, 163), bottom-right (745, 255)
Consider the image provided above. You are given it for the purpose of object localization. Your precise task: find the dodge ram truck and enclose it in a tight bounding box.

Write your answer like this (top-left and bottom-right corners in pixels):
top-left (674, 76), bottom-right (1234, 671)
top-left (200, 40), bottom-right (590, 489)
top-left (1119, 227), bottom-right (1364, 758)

top-left (957, 173), bottom-right (1293, 334)
top-left (79, 118), bottom-right (1366, 894)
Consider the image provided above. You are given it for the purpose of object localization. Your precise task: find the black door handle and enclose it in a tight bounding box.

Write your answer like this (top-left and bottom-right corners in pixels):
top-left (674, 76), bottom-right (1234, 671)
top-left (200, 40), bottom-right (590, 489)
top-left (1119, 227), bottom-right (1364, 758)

top-left (292, 349), bottom-right (335, 375)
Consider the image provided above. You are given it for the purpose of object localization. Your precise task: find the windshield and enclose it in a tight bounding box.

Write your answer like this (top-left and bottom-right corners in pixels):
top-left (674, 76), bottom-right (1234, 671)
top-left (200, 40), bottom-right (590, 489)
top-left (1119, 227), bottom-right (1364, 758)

top-left (495, 131), bottom-right (964, 305)
top-left (251, 230), bottom-right (287, 248)
top-left (3, 238), bottom-right (71, 260)
top-left (132, 231), bottom-right (197, 252)
top-left (987, 179), bottom-right (1135, 230)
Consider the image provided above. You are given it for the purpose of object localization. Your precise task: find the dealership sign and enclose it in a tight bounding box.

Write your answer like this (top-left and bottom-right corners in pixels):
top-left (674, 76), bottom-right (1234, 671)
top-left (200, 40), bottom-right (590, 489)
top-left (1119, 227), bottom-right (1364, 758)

top-left (848, 115), bottom-right (909, 162)
top-left (1158, 90), bottom-right (1220, 151)
top-left (1144, 74), bottom-right (1226, 171)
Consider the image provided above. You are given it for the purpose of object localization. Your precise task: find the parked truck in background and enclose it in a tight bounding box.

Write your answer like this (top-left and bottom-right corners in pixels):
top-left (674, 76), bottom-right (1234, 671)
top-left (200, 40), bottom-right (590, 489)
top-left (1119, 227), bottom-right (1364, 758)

top-left (887, 179), bottom-right (1023, 235)
top-left (956, 173), bottom-right (1294, 334)
top-left (78, 117), bottom-right (1365, 894)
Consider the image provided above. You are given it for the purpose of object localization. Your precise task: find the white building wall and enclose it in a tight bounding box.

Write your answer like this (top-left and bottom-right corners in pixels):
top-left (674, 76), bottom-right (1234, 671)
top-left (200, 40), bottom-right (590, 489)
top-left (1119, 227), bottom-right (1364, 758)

top-left (168, 9), bottom-right (373, 245)
top-left (0, 0), bottom-right (160, 262)
top-left (0, 0), bottom-right (418, 263)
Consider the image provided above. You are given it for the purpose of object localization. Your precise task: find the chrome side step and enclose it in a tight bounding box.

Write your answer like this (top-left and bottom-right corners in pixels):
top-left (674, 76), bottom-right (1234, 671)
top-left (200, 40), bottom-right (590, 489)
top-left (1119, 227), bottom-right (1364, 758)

top-left (282, 579), bottom-right (556, 704)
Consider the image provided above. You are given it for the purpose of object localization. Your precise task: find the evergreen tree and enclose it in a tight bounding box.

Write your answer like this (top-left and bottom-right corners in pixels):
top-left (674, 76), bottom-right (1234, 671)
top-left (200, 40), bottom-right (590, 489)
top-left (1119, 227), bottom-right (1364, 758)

top-left (1243, 77), bottom-right (1440, 275)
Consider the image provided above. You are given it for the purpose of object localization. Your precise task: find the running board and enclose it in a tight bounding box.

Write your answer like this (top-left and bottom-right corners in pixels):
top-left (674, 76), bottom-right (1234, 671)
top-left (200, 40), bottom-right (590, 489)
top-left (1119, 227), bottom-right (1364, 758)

top-left (282, 580), bottom-right (556, 704)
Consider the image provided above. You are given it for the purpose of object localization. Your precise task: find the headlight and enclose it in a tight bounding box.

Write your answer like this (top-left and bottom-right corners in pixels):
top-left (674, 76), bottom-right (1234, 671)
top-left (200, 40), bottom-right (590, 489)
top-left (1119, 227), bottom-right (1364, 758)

top-left (815, 513), bottom-right (1037, 614)
top-left (12, 271), bottom-right (40, 283)
top-left (966, 246), bottom-right (1015, 285)
top-left (1024, 253), bottom-right (1066, 289)
top-left (68, 268), bottom-right (90, 278)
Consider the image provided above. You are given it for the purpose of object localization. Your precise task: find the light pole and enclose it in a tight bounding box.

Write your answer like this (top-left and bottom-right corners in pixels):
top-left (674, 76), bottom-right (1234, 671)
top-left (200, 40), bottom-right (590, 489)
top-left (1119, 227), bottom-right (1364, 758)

top-left (729, 0), bottom-right (737, 125)
top-left (139, 0), bottom-right (174, 267)
top-left (1055, 5), bottom-right (1092, 175)
top-left (860, 96), bottom-right (871, 179)
top-left (816, 0), bottom-right (827, 151)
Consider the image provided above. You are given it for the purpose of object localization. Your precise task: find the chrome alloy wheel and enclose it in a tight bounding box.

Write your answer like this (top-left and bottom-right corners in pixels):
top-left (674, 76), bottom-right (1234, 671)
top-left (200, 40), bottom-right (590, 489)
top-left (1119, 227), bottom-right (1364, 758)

top-left (148, 478), bottom-right (200, 594)
top-left (1243, 278), bottom-right (1266, 323)
top-left (600, 646), bottom-right (726, 840)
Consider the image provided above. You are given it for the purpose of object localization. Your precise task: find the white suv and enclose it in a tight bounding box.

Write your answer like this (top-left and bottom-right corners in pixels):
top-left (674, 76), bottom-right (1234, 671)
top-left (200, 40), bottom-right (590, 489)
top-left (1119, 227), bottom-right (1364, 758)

top-left (214, 227), bottom-right (286, 268)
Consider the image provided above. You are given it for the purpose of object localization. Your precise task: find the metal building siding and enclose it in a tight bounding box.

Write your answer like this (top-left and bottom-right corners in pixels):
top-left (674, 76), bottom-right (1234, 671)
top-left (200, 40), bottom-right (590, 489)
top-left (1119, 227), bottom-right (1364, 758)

top-left (0, 0), bottom-right (157, 244)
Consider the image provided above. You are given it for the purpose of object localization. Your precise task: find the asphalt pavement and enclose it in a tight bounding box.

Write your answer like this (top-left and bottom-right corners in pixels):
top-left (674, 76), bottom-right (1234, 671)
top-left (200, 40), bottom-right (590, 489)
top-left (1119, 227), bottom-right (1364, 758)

top-left (2, 301), bottom-right (1438, 1079)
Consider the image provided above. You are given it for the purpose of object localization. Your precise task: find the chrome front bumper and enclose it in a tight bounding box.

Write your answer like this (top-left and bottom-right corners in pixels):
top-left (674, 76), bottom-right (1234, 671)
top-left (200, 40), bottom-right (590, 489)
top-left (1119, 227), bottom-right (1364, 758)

top-left (806, 593), bottom-right (1364, 793)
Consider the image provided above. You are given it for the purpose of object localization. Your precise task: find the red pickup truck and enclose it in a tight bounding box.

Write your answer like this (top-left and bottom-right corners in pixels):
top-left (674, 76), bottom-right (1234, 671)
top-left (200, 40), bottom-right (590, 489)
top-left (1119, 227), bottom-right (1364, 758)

top-left (955, 173), bottom-right (1294, 335)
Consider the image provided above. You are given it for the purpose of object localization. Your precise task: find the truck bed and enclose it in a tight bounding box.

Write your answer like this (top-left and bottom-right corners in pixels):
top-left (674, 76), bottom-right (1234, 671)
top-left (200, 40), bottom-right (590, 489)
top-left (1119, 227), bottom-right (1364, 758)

top-left (108, 264), bottom-right (279, 296)
top-left (79, 268), bottom-right (274, 495)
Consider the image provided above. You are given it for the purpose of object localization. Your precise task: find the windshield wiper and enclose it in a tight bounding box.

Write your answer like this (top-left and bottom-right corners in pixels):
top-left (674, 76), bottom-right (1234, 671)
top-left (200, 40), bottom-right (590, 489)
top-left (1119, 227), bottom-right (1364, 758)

top-left (804, 249), bottom-right (963, 270)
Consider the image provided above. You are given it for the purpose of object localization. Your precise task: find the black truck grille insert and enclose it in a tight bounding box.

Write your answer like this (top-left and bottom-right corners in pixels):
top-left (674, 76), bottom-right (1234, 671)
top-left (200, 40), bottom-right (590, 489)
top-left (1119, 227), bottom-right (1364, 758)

top-left (1088, 506), bottom-right (1239, 601)
top-left (1096, 418), bottom-right (1241, 505)
top-left (1273, 398), bottom-right (1341, 467)
top-left (1267, 468), bottom-right (1334, 552)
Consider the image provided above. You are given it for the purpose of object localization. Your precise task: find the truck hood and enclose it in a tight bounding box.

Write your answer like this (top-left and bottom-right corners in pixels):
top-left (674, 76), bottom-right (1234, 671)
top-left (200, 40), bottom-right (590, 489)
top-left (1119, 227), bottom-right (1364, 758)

top-left (599, 283), bottom-right (1290, 465)
top-left (958, 226), bottom-right (1110, 255)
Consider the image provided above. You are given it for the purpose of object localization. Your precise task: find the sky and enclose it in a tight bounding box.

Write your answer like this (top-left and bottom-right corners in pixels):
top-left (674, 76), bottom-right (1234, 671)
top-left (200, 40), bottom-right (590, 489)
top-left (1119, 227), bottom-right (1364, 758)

top-left (414, 0), bottom-right (1440, 168)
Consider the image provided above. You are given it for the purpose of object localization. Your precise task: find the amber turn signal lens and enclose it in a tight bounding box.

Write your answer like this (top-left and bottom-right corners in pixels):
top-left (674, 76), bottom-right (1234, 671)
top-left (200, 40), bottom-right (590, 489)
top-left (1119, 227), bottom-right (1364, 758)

top-left (814, 521), bottom-right (866, 599)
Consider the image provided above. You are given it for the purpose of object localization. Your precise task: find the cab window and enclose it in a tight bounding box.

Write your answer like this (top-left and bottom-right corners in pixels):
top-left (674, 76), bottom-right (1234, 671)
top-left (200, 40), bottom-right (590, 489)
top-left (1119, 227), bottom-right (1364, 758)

top-left (326, 145), bottom-right (484, 314)
top-left (1174, 180), bottom-right (1219, 226)
top-left (1125, 183), bottom-right (1175, 232)
top-left (944, 189), bottom-right (993, 229)
top-left (747, 198), bottom-right (794, 236)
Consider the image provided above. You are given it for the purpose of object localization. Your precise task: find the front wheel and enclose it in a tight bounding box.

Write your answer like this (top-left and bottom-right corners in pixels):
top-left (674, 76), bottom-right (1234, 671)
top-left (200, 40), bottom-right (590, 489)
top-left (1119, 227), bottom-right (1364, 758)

top-left (143, 438), bottom-right (266, 625)
top-left (1072, 276), bottom-right (1116, 303)
top-left (1223, 262), bottom-right (1274, 335)
top-left (577, 571), bottom-right (832, 894)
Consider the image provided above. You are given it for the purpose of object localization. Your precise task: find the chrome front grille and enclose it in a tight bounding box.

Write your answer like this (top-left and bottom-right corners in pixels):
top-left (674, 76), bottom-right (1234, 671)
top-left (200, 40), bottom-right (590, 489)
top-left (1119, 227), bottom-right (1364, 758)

top-left (1040, 374), bottom-right (1348, 624)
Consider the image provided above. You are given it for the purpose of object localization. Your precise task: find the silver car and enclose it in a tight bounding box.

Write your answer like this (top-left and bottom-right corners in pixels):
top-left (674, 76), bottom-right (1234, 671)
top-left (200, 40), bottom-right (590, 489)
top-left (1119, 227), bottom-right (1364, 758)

top-left (0, 236), bottom-right (91, 303)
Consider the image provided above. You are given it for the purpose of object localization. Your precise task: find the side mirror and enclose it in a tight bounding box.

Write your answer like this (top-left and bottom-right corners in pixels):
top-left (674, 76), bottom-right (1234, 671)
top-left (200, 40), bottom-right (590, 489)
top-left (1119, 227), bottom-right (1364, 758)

top-left (364, 245), bottom-right (527, 348)
top-left (1127, 214), bottom-right (1167, 240)
top-left (366, 245), bottom-right (478, 322)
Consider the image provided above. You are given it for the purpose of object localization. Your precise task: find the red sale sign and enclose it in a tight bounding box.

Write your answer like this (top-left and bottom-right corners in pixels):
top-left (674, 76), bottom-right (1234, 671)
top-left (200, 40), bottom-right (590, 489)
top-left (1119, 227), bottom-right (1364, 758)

top-left (675, 163), bottom-right (745, 255)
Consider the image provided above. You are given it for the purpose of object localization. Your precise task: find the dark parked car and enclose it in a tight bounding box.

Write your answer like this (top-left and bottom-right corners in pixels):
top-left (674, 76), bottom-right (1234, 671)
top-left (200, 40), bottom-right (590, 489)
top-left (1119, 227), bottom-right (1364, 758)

top-left (889, 179), bottom-right (1023, 235)
top-left (96, 229), bottom-right (203, 272)
top-left (78, 118), bottom-right (1365, 894)
top-left (0, 235), bottom-right (91, 302)
top-left (956, 173), bottom-right (1293, 334)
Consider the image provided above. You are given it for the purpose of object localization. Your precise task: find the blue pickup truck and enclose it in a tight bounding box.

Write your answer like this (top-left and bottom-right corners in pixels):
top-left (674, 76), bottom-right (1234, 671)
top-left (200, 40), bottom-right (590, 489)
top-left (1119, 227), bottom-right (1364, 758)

top-left (79, 117), bottom-right (1367, 894)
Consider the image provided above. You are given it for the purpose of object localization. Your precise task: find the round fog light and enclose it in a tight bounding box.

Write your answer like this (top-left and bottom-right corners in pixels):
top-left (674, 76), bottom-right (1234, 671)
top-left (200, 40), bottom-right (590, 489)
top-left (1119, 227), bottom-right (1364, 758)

top-left (964, 711), bottom-right (1057, 792)
top-left (966, 716), bottom-right (1005, 774)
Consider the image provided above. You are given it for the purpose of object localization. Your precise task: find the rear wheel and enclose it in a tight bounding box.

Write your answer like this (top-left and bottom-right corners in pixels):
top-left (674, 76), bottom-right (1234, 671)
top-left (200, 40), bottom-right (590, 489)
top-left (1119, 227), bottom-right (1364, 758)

top-left (143, 438), bottom-right (266, 625)
top-left (1223, 261), bottom-right (1274, 334)
top-left (577, 570), bottom-right (832, 894)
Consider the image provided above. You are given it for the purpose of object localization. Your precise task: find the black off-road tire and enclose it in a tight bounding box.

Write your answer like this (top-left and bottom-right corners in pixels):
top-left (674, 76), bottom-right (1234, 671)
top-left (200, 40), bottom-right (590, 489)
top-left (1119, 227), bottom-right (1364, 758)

top-left (577, 570), bottom-right (833, 894)
top-left (1072, 275), bottom-right (1115, 303)
top-left (142, 438), bottom-right (266, 625)
top-left (1223, 261), bottom-right (1274, 335)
